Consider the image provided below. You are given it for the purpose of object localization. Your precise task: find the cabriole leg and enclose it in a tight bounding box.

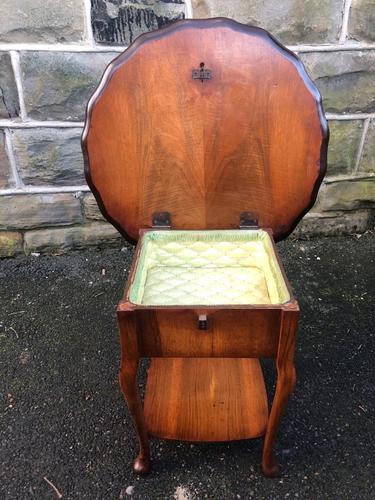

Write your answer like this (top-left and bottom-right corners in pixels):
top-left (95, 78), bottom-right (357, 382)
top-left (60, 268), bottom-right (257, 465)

top-left (117, 309), bottom-right (150, 475)
top-left (262, 301), bottom-right (299, 477)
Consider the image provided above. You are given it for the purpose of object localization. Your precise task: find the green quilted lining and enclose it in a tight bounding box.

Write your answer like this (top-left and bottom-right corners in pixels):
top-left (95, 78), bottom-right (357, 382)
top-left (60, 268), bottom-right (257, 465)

top-left (129, 230), bottom-right (290, 305)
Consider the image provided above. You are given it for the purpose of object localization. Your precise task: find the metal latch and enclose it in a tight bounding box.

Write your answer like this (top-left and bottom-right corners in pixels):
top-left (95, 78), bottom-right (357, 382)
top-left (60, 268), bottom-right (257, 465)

top-left (192, 62), bottom-right (212, 82)
top-left (198, 314), bottom-right (208, 330)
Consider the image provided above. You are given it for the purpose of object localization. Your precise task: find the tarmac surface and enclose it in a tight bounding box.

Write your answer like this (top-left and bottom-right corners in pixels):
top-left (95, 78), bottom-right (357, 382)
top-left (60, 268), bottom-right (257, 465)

top-left (0, 233), bottom-right (374, 499)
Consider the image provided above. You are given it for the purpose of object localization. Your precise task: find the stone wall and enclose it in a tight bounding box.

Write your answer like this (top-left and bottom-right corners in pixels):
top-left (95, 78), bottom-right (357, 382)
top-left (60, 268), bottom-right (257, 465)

top-left (0, 0), bottom-right (374, 256)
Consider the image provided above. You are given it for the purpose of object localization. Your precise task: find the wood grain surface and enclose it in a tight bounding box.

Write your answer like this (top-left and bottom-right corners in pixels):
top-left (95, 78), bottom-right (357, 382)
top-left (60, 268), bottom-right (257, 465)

top-left (82, 18), bottom-right (328, 242)
top-left (144, 357), bottom-right (268, 441)
top-left (135, 308), bottom-right (281, 358)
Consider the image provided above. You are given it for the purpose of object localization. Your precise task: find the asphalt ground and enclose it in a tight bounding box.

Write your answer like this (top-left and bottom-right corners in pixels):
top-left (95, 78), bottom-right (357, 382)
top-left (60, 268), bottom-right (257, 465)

top-left (0, 233), bottom-right (374, 499)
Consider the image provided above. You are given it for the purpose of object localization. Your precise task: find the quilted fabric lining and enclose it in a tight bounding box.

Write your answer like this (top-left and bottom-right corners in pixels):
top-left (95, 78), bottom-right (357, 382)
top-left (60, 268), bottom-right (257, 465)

top-left (129, 230), bottom-right (290, 306)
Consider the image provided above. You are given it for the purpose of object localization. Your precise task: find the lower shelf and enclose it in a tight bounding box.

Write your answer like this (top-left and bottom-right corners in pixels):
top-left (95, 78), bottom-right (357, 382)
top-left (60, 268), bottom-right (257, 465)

top-left (144, 357), bottom-right (268, 442)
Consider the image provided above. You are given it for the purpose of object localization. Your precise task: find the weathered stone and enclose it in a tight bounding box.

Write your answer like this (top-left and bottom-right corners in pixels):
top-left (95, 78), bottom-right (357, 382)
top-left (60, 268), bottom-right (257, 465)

top-left (83, 193), bottom-right (105, 221)
top-left (21, 52), bottom-right (115, 121)
top-left (358, 119), bottom-right (375, 173)
top-left (293, 210), bottom-right (373, 237)
top-left (0, 194), bottom-right (82, 230)
top-left (92, 0), bottom-right (185, 45)
top-left (327, 120), bottom-right (363, 177)
top-left (192, 0), bottom-right (342, 43)
top-left (318, 179), bottom-right (375, 211)
top-left (0, 130), bottom-right (15, 189)
top-left (12, 128), bottom-right (85, 186)
top-left (0, 231), bottom-right (23, 257)
top-left (0, 0), bottom-right (84, 43)
top-left (349, 0), bottom-right (375, 42)
top-left (0, 53), bottom-right (20, 118)
top-left (300, 51), bottom-right (375, 113)
top-left (24, 223), bottom-right (122, 255)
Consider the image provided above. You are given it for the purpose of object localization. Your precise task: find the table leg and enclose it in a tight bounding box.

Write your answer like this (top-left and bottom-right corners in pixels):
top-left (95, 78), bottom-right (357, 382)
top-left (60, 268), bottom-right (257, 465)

top-left (117, 310), bottom-right (150, 475)
top-left (262, 302), bottom-right (299, 477)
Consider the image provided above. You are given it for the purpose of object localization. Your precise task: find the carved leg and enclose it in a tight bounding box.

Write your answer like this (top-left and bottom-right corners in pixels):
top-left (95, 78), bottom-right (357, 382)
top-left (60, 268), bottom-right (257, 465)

top-left (117, 309), bottom-right (150, 475)
top-left (262, 301), bottom-right (299, 477)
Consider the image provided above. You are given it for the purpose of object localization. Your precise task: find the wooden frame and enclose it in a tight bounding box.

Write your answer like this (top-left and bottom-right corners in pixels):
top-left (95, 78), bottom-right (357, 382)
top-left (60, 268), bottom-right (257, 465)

top-left (81, 18), bottom-right (328, 476)
top-left (116, 227), bottom-right (299, 476)
top-left (117, 303), bottom-right (299, 476)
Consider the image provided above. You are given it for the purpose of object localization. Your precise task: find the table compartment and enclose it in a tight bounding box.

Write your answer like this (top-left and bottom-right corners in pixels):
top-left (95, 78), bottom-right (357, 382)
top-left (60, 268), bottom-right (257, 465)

top-left (136, 308), bottom-right (282, 358)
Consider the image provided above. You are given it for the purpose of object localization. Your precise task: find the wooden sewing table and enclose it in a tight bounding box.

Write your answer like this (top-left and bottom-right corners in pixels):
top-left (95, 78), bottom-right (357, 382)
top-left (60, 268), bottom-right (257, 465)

top-left (82, 18), bottom-right (328, 477)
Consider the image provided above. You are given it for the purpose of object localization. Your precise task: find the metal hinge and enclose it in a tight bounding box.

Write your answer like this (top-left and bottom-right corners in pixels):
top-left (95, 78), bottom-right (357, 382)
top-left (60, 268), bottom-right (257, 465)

top-left (239, 211), bottom-right (259, 229)
top-left (152, 211), bottom-right (171, 229)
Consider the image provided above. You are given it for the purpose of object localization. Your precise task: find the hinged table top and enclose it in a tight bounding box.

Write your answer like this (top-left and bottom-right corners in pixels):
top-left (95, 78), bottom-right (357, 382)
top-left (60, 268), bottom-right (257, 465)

top-left (82, 18), bottom-right (328, 242)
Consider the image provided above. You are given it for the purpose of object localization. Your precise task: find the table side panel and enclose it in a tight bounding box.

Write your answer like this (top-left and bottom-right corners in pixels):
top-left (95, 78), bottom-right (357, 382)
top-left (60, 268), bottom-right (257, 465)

top-left (135, 308), bottom-right (281, 358)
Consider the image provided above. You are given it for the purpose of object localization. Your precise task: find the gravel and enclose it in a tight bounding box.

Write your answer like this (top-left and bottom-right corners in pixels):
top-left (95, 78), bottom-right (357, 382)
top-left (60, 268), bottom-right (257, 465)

top-left (0, 233), bottom-right (374, 499)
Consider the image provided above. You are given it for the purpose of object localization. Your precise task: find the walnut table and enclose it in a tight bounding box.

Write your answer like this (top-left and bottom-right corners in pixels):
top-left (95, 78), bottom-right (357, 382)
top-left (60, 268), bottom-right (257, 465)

top-left (82, 18), bottom-right (329, 477)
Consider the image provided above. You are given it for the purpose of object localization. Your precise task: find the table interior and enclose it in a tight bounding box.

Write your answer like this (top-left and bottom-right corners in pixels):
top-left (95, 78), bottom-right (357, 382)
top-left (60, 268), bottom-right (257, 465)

top-left (129, 230), bottom-right (290, 306)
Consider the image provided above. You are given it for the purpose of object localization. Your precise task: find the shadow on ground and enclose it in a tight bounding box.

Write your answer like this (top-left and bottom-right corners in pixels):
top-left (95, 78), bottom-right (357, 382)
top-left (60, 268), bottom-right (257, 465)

top-left (0, 233), bottom-right (374, 499)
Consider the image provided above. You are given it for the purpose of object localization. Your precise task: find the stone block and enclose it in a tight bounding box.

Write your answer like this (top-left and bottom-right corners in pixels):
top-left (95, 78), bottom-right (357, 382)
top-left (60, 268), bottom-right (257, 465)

top-left (0, 231), bottom-right (23, 257)
top-left (91, 0), bottom-right (185, 45)
top-left (192, 0), bottom-right (343, 44)
top-left (0, 52), bottom-right (20, 119)
top-left (0, 194), bottom-right (83, 230)
top-left (0, 130), bottom-right (15, 189)
top-left (292, 210), bottom-right (373, 237)
top-left (83, 193), bottom-right (105, 221)
top-left (349, 0), bottom-right (375, 42)
top-left (24, 222), bottom-right (122, 254)
top-left (20, 52), bottom-right (115, 121)
top-left (0, 0), bottom-right (84, 43)
top-left (358, 119), bottom-right (375, 173)
top-left (318, 179), bottom-right (375, 211)
top-left (327, 120), bottom-right (363, 177)
top-left (300, 51), bottom-right (375, 113)
top-left (12, 128), bottom-right (85, 186)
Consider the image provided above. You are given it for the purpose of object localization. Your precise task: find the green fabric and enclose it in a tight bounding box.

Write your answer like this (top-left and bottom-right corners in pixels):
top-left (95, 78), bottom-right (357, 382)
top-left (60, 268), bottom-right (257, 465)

top-left (129, 230), bottom-right (290, 305)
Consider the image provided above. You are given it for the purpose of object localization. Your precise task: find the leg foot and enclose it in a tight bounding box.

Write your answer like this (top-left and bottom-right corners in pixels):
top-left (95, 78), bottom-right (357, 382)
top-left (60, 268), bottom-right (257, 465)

top-left (118, 311), bottom-right (151, 474)
top-left (262, 453), bottom-right (280, 478)
top-left (133, 454), bottom-right (151, 475)
top-left (262, 303), bottom-right (298, 478)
